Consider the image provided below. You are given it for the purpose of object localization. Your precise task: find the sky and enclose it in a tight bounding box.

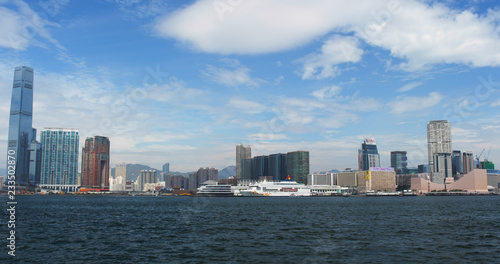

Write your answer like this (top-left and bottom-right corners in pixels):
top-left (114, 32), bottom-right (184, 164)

top-left (1, 0), bottom-right (500, 173)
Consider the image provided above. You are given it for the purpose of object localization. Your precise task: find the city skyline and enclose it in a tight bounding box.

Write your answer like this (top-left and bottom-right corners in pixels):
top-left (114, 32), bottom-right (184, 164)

top-left (1, 1), bottom-right (500, 173)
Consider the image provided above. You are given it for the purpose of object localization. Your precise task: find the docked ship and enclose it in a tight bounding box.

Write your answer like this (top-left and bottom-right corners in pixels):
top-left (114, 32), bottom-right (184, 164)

top-left (239, 180), bottom-right (311, 197)
top-left (196, 182), bottom-right (234, 197)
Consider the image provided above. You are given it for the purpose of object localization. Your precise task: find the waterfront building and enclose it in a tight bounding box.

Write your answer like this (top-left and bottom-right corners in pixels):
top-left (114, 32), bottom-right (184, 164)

top-left (360, 138), bottom-right (380, 171)
top-left (286, 151), bottom-right (309, 183)
top-left (236, 144), bottom-right (251, 181)
top-left (81, 136), bottom-right (110, 189)
top-left (462, 151), bottom-right (474, 174)
top-left (189, 167), bottom-right (218, 189)
top-left (28, 140), bottom-right (42, 186)
top-left (135, 170), bottom-right (157, 192)
top-left (451, 150), bottom-right (463, 177)
top-left (411, 169), bottom-right (488, 194)
top-left (390, 151), bottom-right (408, 174)
top-left (115, 163), bottom-right (127, 181)
top-left (268, 153), bottom-right (288, 181)
top-left (39, 128), bottom-right (79, 192)
top-left (432, 153), bottom-right (453, 183)
top-left (252, 155), bottom-right (267, 180)
top-left (6, 66), bottom-right (39, 186)
top-left (307, 173), bottom-right (337, 186)
top-left (427, 120), bottom-right (452, 172)
top-left (241, 158), bottom-right (253, 181)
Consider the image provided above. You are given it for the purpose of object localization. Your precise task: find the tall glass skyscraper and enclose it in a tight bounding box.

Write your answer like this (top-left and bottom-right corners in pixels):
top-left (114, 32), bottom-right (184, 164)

top-left (390, 151), bottom-right (408, 174)
top-left (6, 66), bottom-right (37, 186)
top-left (361, 138), bottom-right (380, 171)
top-left (286, 151), bottom-right (309, 183)
top-left (40, 128), bottom-right (80, 192)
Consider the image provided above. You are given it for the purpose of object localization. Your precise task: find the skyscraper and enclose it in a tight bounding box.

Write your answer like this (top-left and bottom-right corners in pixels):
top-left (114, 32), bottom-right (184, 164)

top-left (40, 128), bottom-right (79, 192)
top-left (81, 136), bottom-right (110, 189)
top-left (236, 144), bottom-right (251, 181)
top-left (390, 151), bottom-right (408, 174)
top-left (427, 120), bottom-right (452, 172)
top-left (115, 163), bottom-right (127, 181)
top-left (286, 151), bottom-right (309, 183)
top-left (6, 66), bottom-right (38, 186)
top-left (451, 150), bottom-right (463, 176)
top-left (163, 162), bottom-right (170, 175)
top-left (462, 151), bottom-right (474, 174)
top-left (361, 138), bottom-right (380, 171)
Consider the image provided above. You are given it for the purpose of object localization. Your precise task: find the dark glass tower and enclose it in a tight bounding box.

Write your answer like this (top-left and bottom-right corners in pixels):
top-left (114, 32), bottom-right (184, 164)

top-left (6, 66), bottom-right (36, 186)
top-left (361, 138), bottom-right (380, 171)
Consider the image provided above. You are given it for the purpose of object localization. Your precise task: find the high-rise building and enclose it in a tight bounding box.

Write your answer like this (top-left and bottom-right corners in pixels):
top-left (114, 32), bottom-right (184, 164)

top-left (81, 136), bottom-right (110, 189)
top-left (135, 170), bottom-right (157, 192)
top-left (39, 128), bottom-right (79, 192)
top-left (115, 163), bottom-right (127, 180)
top-left (432, 153), bottom-right (452, 183)
top-left (451, 150), bottom-right (463, 176)
top-left (462, 151), bottom-right (474, 174)
top-left (287, 151), bottom-right (309, 183)
top-left (427, 120), bottom-right (452, 172)
top-left (163, 162), bottom-right (170, 175)
top-left (361, 138), bottom-right (380, 171)
top-left (236, 144), bottom-right (251, 181)
top-left (390, 151), bottom-right (408, 174)
top-left (268, 153), bottom-right (287, 181)
top-left (6, 66), bottom-right (39, 186)
top-left (189, 167), bottom-right (218, 189)
top-left (242, 158), bottom-right (253, 181)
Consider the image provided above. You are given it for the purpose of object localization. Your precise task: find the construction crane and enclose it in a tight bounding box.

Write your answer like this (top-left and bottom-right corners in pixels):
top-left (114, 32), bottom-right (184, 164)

top-left (485, 146), bottom-right (492, 162)
top-left (476, 148), bottom-right (485, 163)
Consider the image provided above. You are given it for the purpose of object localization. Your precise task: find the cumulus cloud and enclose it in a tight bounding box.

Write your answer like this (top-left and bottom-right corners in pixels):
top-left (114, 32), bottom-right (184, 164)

top-left (155, 0), bottom-right (500, 71)
top-left (298, 35), bottom-right (364, 79)
top-left (390, 92), bottom-right (443, 114)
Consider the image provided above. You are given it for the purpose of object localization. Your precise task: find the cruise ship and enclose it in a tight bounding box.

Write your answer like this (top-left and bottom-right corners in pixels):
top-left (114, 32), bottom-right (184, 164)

top-left (239, 180), bottom-right (311, 197)
top-left (196, 183), bottom-right (234, 197)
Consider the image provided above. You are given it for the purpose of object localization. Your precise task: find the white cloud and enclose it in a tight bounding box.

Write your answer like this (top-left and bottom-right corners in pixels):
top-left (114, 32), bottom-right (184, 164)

top-left (390, 92), bottom-right (443, 114)
top-left (312, 85), bottom-right (342, 100)
top-left (226, 97), bottom-right (266, 114)
top-left (146, 79), bottom-right (205, 102)
top-left (397, 81), bottom-right (423, 92)
top-left (202, 59), bottom-right (259, 87)
top-left (155, 0), bottom-right (500, 70)
top-left (298, 35), bottom-right (364, 79)
top-left (0, 1), bottom-right (62, 50)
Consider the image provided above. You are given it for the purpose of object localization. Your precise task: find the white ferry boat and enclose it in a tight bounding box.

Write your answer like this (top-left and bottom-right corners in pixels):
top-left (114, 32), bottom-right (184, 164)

top-left (239, 180), bottom-right (311, 197)
top-left (196, 183), bottom-right (234, 197)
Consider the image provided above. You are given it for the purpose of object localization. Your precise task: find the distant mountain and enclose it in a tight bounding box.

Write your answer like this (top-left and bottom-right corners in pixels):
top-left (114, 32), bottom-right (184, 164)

top-left (125, 164), bottom-right (159, 181)
top-left (218, 165), bottom-right (236, 179)
top-left (329, 169), bottom-right (340, 173)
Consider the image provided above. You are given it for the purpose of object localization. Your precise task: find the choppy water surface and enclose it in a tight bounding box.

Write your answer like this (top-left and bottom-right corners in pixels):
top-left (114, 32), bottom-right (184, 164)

top-left (1, 195), bottom-right (499, 263)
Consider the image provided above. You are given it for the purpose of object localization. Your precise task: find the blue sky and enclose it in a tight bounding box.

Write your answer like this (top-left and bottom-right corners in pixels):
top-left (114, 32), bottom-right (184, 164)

top-left (1, 0), bottom-right (500, 173)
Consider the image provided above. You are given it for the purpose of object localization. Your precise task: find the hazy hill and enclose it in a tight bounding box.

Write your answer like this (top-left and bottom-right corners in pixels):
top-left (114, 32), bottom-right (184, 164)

top-left (218, 165), bottom-right (236, 179)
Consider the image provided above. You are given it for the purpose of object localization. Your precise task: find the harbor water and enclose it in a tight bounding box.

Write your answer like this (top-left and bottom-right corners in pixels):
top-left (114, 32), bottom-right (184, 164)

top-left (1, 195), bottom-right (499, 263)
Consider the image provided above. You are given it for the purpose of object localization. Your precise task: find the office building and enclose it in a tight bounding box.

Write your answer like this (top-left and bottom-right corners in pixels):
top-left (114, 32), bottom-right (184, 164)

top-left (390, 151), bottom-right (408, 174)
top-left (241, 158), bottom-right (253, 181)
top-left (163, 162), bottom-right (170, 175)
top-left (39, 128), bottom-right (79, 192)
top-left (135, 170), bottom-right (157, 192)
top-left (462, 151), bottom-right (474, 174)
top-left (6, 66), bottom-right (39, 186)
top-left (451, 150), bottom-right (463, 177)
top-left (432, 153), bottom-right (452, 183)
top-left (236, 144), bottom-right (251, 181)
top-left (189, 167), bottom-right (218, 189)
top-left (427, 120), bottom-right (452, 172)
top-left (268, 153), bottom-right (287, 181)
top-left (360, 138), bottom-right (380, 171)
top-left (81, 136), bottom-right (110, 189)
top-left (287, 151), bottom-right (309, 183)
top-left (115, 163), bottom-right (127, 180)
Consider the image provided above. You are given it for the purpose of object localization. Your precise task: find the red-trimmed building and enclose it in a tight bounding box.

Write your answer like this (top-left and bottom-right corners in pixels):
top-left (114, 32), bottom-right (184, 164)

top-left (81, 136), bottom-right (110, 189)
